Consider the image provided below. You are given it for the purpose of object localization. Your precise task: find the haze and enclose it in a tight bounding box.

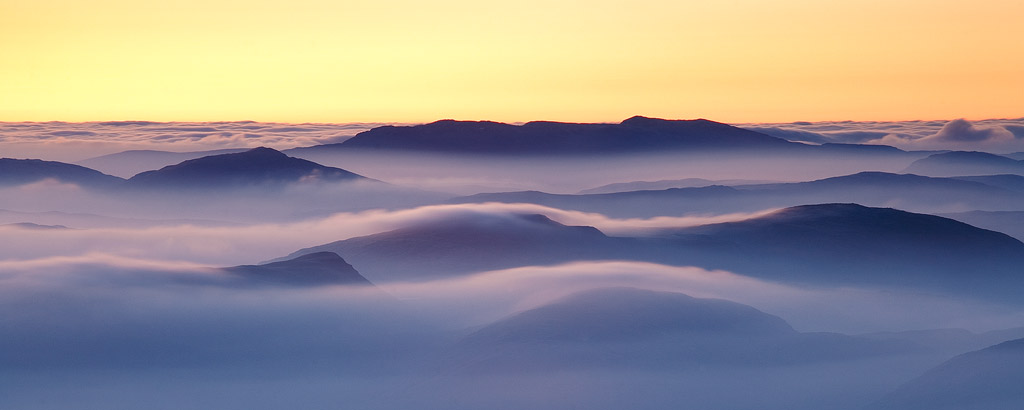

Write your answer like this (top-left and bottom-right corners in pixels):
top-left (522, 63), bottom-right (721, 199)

top-left (3, 0), bottom-right (1024, 408)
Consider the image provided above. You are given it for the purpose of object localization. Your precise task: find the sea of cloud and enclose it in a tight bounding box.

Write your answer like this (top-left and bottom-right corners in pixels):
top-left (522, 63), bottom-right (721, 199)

top-left (741, 117), bottom-right (1024, 152)
top-left (0, 121), bottom-right (387, 161)
top-left (2, 117), bottom-right (1023, 410)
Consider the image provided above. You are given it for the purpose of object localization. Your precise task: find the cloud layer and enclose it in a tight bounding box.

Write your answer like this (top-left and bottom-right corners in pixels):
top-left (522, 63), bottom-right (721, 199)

top-left (0, 121), bottom-right (387, 162)
top-left (4, 117), bottom-right (1024, 166)
top-left (0, 202), bottom-right (773, 266)
top-left (742, 118), bottom-right (1024, 152)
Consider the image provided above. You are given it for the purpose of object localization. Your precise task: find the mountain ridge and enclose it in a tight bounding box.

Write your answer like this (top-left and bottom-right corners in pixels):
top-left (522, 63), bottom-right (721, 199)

top-left (125, 147), bottom-right (370, 190)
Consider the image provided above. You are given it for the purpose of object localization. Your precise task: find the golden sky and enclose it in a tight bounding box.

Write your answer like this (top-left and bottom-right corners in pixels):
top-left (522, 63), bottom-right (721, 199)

top-left (2, 0), bottom-right (1022, 123)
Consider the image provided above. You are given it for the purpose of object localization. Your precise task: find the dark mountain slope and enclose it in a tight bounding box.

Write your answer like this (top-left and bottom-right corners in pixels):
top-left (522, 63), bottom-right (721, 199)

top-left (125, 147), bottom-right (368, 190)
top-left (222, 252), bottom-right (373, 286)
top-left (903, 151), bottom-right (1024, 177)
top-left (941, 210), bottom-right (1024, 242)
top-left (662, 203), bottom-right (1024, 297)
top-left (294, 116), bottom-right (804, 155)
top-left (276, 213), bottom-right (624, 281)
top-left (275, 204), bottom-right (1024, 301)
top-left (0, 158), bottom-right (125, 188)
top-left (450, 172), bottom-right (1022, 217)
top-left (77, 148), bottom-right (248, 177)
top-left (951, 174), bottom-right (1024, 192)
top-left (872, 338), bottom-right (1024, 410)
top-left (455, 287), bottom-right (911, 372)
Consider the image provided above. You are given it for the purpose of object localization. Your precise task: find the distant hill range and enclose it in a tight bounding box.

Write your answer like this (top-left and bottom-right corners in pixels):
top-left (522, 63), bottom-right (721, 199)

top-left (577, 178), bottom-right (776, 194)
top-left (904, 151), bottom-right (1024, 177)
top-left (3, 148), bottom-right (370, 192)
top-left (222, 252), bottom-right (373, 287)
top-left (0, 222), bottom-right (71, 230)
top-left (871, 338), bottom-right (1024, 410)
top-left (0, 158), bottom-right (125, 189)
top-left (658, 203), bottom-right (1024, 298)
top-left (453, 287), bottom-right (912, 372)
top-left (277, 204), bottom-right (1024, 302)
top-left (948, 174), bottom-right (1024, 192)
top-left (287, 116), bottom-right (910, 156)
top-left (452, 171), bottom-right (1024, 217)
top-left (273, 212), bottom-right (618, 281)
top-left (123, 147), bottom-right (370, 190)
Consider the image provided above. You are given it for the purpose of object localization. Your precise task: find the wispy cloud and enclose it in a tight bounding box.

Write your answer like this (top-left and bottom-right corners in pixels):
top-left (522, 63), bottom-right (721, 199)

top-left (0, 203), bottom-right (773, 265)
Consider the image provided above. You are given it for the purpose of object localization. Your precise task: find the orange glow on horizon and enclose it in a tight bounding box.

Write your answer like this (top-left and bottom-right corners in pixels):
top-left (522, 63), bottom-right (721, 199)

top-left (2, 0), bottom-right (1022, 124)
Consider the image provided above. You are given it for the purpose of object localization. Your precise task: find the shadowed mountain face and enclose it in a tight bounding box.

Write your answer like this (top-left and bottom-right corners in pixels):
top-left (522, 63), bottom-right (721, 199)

top-left (663, 204), bottom-right (1024, 297)
top-left (451, 172), bottom-right (1023, 217)
top-left (125, 147), bottom-right (368, 190)
top-left (296, 116), bottom-right (805, 155)
top-left (277, 213), bottom-right (620, 281)
top-left (904, 151), bottom-right (1024, 177)
top-left (222, 252), bottom-right (373, 287)
top-left (872, 338), bottom-right (1024, 410)
top-left (0, 158), bottom-right (125, 188)
top-left (941, 210), bottom-right (1024, 242)
top-left (454, 287), bottom-right (911, 372)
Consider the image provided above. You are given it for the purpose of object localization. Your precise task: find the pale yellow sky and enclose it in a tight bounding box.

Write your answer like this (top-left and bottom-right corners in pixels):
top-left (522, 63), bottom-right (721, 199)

top-left (2, 0), bottom-right (1022, 123)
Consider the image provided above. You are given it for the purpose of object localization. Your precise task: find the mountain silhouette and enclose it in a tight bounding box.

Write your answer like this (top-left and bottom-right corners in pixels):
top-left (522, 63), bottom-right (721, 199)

top-left (903, 151), bottom-right (1024, 177)
top-left (950, 174), bottom-right (1024, 192)
top-left (125, 147), bottom-right (368, 190)
top-left (275, 204), bottom-right (1024, 302)
top-left (454, 287), bottom-right (911, 372)
top-left (661, 203), bottom-right (1024, 298)
top-left (577, 178), bottom-right (774, 194)
top-left (941, 210), bottom-right (1024, 242)
top-left (291, 116), bottom-right (808, 155)
top-left (222, 252), bottom-right (373, 286)
top-left (871, 338), bottom-right (1024, 410)
top-left (451, 172), bottom-right (1022, 217)
top-left (0, 222), bottom-right (71, 230)
top-left (275, 212), bottom-right (619, 281)
top-left (0, 158), bottom-right (125, 188)
top-left (464, 287), bottom-right (796, 344)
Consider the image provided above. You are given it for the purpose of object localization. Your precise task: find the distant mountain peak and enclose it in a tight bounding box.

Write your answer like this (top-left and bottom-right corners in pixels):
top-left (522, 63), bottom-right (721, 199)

top-left (619, 116), bottom-right (716, 127)
top-left (125, 147), bottom-right (367, 190)
top-left (903, 150), bottom-right (1024, 177)
top-left (0, 157), bottom-right (125, 188)
top-left (322, 116), bottom-right (796, 154)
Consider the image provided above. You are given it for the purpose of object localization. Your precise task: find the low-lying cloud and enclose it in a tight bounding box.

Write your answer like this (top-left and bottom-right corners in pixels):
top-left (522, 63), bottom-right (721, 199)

top-left (0, 121), bottom-right (391, 162)
top-left (741, 118), bottom-right (1024, 152)
top-left (3, 253), bottom-right (1022, 410)
top-left (0, 202), bottom-right (775, 266)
